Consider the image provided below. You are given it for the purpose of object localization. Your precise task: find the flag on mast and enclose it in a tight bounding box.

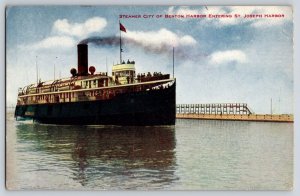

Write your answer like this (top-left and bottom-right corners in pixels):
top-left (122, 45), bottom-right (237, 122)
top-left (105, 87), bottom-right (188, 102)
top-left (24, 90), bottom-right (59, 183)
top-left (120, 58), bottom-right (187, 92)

top-left (119, 21), bottom-right (127, 64)
top-left (120, 22), bottom-right (127, 33)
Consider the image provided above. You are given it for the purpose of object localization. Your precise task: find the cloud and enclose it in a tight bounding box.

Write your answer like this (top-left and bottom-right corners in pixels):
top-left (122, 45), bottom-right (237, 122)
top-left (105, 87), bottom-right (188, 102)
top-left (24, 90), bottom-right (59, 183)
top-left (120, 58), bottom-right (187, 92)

top-left (167, 6), bottom-right (292, 27)
top-left (53, 17), bottom-right (107, 38)
top-left (21, 36), bottom-right (76, 50)
top-left (19, 17), bottom-right (108, 50)
top-left (123, 28), bottom-right (197, 50)
top-left (209, 50), bottom-right (247, 65)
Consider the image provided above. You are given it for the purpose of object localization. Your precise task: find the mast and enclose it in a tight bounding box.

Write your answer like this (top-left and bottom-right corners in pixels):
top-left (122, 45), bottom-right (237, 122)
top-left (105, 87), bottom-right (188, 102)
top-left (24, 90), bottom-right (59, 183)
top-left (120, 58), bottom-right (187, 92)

top-left (271, 98), bottom-right (273, 115)
top-left (36, 56), bottom-right (38, 84)
top-left (119, 21), bottom-right (122, 64)
top-left (173, 47), bottom-right (175, 78)
top-left (279, 87), bottom-right (281, 113)
top-left (54, 64), bottom-right (55, 80)
top-left (106, 56), bottom-right (108, 75)
top-left (119, 21), bottom-right (127, 64)
top-left (54, 56), bottom-right (57, 80)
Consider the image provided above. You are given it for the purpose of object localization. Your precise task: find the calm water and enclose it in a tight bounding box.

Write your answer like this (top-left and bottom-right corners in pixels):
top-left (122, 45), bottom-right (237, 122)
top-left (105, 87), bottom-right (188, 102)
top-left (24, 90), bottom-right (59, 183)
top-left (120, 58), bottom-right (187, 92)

top-left (6, 111), bottom-right (293, 190)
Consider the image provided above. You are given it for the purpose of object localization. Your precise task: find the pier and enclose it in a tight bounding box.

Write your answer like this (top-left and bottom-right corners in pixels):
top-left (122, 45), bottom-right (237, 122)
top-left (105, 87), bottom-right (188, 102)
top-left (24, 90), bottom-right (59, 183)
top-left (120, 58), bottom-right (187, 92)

top-left (176, 103), bottom-right (293, 122)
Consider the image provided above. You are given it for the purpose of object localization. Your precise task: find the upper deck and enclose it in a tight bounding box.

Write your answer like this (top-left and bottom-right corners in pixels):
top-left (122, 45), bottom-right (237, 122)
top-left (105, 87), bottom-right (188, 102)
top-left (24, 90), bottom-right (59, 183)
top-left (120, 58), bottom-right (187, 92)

top-left (16, 72), bottom-right (174, 106)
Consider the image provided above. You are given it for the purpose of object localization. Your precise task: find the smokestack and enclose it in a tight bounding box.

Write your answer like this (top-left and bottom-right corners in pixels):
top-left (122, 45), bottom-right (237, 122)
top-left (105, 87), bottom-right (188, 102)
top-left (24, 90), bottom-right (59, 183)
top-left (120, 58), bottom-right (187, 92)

top-left (77, 44), bottom-right (88, 76)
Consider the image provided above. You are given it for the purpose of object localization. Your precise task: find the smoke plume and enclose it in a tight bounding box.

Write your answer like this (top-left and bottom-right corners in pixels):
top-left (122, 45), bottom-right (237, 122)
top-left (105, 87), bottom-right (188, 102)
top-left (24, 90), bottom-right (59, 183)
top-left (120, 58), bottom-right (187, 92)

top-left (79, 36), bottom-right (120, 46)
top-left (79, 36), bottom-right (207, 61)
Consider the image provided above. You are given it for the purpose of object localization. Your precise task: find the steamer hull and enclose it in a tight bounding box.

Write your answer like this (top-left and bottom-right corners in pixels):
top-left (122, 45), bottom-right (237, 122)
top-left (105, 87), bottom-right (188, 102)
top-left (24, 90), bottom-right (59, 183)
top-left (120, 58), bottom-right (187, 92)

top-left (15, 41), bottom-right (176, 126)
top-left (15, 81), bottom-right (176, 126)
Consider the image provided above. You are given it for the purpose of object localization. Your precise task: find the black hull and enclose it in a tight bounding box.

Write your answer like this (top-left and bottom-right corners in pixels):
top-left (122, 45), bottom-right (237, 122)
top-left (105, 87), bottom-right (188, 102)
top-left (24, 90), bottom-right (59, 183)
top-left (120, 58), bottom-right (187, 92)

top-left (15, 82), bottom-right (176, 126)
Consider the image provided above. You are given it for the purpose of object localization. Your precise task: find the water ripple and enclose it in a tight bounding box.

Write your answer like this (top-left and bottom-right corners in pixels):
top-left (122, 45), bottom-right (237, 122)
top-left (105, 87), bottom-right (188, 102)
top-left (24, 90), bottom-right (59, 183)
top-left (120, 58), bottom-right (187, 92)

top-left (6, 113), bottom-right (293, 190)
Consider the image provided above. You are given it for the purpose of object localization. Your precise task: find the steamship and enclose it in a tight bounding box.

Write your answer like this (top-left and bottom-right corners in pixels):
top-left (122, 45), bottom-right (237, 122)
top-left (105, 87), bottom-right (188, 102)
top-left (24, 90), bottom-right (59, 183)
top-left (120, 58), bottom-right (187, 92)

top-left (14, 43), bottom-right (176, 125)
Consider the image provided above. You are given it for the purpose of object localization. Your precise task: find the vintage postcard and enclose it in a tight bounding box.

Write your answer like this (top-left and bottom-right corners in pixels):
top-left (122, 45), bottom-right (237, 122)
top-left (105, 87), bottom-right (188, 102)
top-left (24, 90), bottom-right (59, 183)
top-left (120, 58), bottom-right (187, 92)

top-left (6, 5), bottom-right (293, 190)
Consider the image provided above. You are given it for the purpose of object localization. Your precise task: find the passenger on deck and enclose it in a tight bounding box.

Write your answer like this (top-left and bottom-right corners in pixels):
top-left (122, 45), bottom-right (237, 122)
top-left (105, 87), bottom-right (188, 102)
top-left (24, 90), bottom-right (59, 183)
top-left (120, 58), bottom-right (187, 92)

top-left (126, 76), bottom-right (130, 84)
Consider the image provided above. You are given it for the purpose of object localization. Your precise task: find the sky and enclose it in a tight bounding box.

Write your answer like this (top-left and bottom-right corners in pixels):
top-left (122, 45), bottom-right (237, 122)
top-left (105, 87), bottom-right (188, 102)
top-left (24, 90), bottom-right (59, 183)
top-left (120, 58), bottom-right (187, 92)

top-left (6, 6), bottom-right (293, 114)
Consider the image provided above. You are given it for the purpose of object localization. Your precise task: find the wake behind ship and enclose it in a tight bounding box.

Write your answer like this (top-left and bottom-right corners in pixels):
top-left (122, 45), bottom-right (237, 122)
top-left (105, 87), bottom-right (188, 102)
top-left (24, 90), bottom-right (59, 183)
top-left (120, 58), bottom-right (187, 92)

top-left (15, 41), bottom-right (176, 125)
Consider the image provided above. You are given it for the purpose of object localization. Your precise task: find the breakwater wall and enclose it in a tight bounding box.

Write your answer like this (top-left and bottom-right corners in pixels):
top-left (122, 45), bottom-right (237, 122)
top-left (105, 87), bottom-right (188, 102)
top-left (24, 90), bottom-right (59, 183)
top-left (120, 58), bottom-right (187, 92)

top-left (176, 104), bottom-right (293, 122)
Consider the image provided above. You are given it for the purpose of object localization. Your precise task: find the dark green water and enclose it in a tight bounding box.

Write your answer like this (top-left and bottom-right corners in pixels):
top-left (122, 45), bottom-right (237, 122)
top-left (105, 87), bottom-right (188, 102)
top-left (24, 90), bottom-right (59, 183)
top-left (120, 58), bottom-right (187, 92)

top-left (6, 112), bottom-right (293, 190)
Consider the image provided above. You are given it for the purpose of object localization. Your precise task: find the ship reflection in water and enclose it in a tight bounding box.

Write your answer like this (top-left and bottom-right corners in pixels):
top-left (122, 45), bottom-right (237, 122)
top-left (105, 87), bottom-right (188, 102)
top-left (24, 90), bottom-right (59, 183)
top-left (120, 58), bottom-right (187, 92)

top-left (6, 112), bottom-right (293, 190)
top-left (12, 122), bottom-right (177, 190)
